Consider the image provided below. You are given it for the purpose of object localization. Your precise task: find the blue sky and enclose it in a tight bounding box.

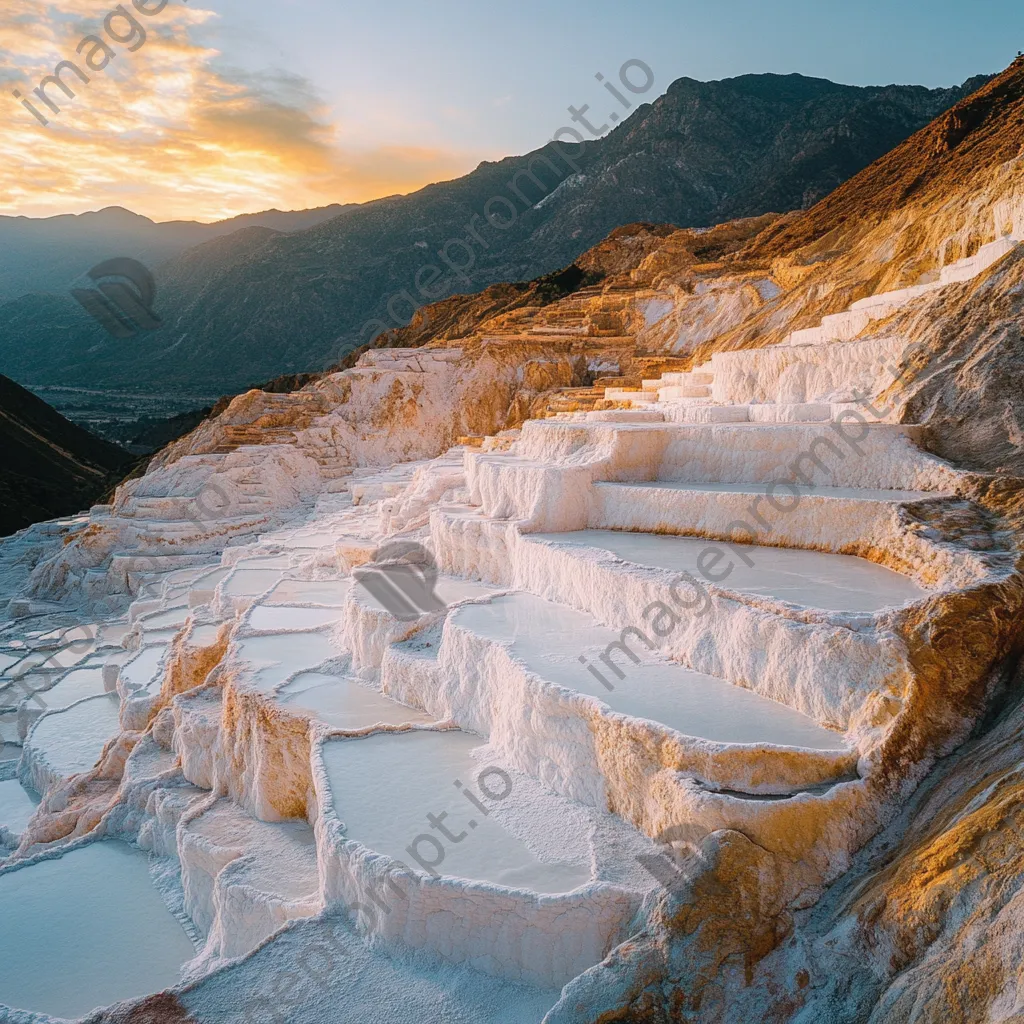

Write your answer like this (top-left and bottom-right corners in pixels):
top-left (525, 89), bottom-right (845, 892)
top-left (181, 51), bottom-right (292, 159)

top-left (201, 0), bottom-right (1023, 158)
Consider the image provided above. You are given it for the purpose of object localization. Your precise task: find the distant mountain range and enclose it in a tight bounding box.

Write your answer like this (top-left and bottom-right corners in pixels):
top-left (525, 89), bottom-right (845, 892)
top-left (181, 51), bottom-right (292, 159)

top-left (0, 374), bottom-right (135, 537)
top-left (0, 204), bottom-right (353, 305)
top-left (0, 71), bottom-right (991, 395)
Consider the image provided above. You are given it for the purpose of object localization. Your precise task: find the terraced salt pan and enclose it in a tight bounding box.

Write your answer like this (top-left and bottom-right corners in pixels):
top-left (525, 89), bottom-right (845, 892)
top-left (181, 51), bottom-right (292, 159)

top-left (354, 575), bottom-right (500, 614)
top-left (452, 592), bottom-right (846, 751)
top-left (120, 644), bottom-right (167, 692)
top-left (189, 624), bottom-right (222, 647)
top-left (221, 568), bottom-right (290, 598)
top-left (277, 671), bottom-right (432, 729)
top-left (609, 481), bottom-right (940, 502)
top-left (324, 730), bottom-right (591, 892)
top-left (137, 605), bottom-right (191, 630)
top-left (37, 665), bottom-right (105, 708)
top-left (265, 578), bottom-right (351, 605)
top-left (0, 841), bottom-right (195, 1019)
top-left (248, 604), bottom-right (340, 631)
top-left (0, 778), bottom-right (38, 833)
top-left (533, 529), bottom-right (926, 612)
top-left (233, 631), bottom-right (339, 691)
top-left (28, 694), bottom-right (120, 780)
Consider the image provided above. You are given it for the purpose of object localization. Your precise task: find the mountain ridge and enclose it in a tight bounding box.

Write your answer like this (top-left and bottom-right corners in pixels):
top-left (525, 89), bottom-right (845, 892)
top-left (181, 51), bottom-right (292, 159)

top-left (0, 70), bottom-right (992, 396)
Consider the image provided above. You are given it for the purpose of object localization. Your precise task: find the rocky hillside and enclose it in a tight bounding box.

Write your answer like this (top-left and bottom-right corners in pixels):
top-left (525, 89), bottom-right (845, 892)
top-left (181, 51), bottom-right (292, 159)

top-left (0, 72), bottom-right (987, 394)
top-left (0, 375), bottom-right (134, 537)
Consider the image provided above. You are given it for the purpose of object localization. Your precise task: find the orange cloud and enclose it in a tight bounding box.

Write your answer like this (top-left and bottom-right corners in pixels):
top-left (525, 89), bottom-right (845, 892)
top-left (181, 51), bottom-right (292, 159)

top-left (0, 0), bottom-right (481, 221)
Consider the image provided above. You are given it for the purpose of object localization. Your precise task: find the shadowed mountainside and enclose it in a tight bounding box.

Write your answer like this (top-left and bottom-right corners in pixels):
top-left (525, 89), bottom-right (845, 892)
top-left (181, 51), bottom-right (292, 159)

top-left (0, 374), bottom-right (135, 537)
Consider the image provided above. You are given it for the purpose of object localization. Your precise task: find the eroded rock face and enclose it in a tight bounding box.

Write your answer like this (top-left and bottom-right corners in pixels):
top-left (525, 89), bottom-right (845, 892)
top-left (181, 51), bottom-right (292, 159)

top-left (3, 60), bottom-right (1024, 1024)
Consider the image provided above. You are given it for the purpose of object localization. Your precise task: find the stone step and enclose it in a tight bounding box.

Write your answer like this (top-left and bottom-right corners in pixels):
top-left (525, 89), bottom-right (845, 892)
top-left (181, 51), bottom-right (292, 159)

top-left (657, 384), bottom-right (712, 400)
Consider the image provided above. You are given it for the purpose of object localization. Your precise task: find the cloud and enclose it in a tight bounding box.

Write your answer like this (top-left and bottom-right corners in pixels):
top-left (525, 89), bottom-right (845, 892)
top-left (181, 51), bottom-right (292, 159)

top-left (0, 0), bottom-right (479, 221)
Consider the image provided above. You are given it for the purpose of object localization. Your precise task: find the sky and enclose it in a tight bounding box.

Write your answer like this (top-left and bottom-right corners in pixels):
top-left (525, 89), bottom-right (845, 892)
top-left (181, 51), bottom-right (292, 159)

top-left (1, 0), bottom-right (1022, 222)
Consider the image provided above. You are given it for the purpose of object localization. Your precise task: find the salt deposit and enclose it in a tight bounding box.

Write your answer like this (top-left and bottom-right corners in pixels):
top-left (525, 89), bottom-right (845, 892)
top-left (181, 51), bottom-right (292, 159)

top-left (0, 842), bottom-right (195, 1019)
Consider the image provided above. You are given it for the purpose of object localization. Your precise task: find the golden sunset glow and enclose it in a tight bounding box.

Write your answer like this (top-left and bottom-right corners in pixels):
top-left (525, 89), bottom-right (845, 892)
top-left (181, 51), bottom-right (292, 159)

top-left (0, 0), bottom-right (479, 221)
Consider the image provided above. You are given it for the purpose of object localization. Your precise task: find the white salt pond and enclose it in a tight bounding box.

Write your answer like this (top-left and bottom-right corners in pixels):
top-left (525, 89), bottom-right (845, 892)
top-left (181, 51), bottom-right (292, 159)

top-left (29, 694), bottom-right (121, 778)
top-left (603, 481), bottom-right (942, 502)
top-left (137, 605), bottom-right (190, 630)
top-left (120, 644), bottom-right (167, 692)
top-left (0, 841), bottom-right (195, 1018)
top-left (353, 575), bottom-right (498, 614)
top-left (233, 632), bottom-right (338, 691)
top-left (535, 529), bottom-right (926, 612)
top-left (452, 593), bottom-right (847, 751)
top-left (249, 604), bottom-right (340, 631)
top-left (36, 665), bottom-right (105, 709)
top-left (187, 625), bottom-right (222, 649)
top-left (324, 731), bottom-right (591, 892)
top-left (265, 578), bottom-right (351, 606)
top-left (0, 779), bottom-right (38, 833)
top-left (222, 568), bottom-right (289, 598)
top-left (277, 672), bottom-right (432, 729)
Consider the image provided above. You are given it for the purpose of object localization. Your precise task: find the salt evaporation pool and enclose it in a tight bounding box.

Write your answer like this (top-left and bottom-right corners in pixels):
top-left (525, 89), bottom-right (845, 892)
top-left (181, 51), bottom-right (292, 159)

top-left (324, 730), bottom-right (592, 892)
top-left (264, 578), bottom-right (351, 605)
top-left (0, 841), bottom-right (195, 1019)
top-left (248, 604), bottom-right (341, 631)
top-left (233, 631), bottom-right (339, 691)
top-left (607, 481), bottom-right (941, 502)
top-left (451, 592), bottom-right (848, 750)
top-left (35, 665), bottom-right (105, 709)
top-left (277, 671), bottom-right (432, 728)
top-left (0, 778), bottom-right (39, 834)
top-left (535, 528), bottom-right (927, 611)
top-left (120, 644), bottom-right (167, 691)
top-left (29, 693), bottom-right (121, 778)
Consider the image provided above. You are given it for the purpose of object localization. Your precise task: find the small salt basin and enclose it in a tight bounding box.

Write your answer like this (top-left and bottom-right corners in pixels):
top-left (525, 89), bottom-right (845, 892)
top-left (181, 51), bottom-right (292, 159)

top-left (37, 666), bottom-right (105, 709)
top-left (137, 605), bottom-right (191, 630)
top-left (608, 481), bottom-right (942, 502)
top-left (97, 621), bottom-right (132, 646)
top-left (324, 730), bottom-right (591, 893)
top-left (0, 779), bottom-right (38, 834)
top-left (249, 604), bottom-right (340, 632)
top-left (221, 568), bottom-right (288, 598)
top-left (189, 624), bottom-right (222, 647)
top-left (120, 644), bottom-right (168, 692)
top-left (0, 841), bottom-right (195, 1019)
top-left (534, 528), bottom-right (926, 612)
top-left (277, 672), bottom-right (432, 729)
top-left (354, 575), bottom-right (498, 614)
top-left (233, 632), bottom-right (339, 691)
top-left (265, 578), bottom-right (351, 606)
top-left (29, 694), bottom-right (121, 778)
top-left (232, 555), bottom-right (294, 570)
top-left (452, 592), bottom-right (847, 751)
